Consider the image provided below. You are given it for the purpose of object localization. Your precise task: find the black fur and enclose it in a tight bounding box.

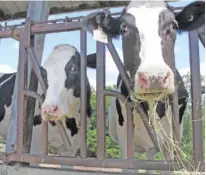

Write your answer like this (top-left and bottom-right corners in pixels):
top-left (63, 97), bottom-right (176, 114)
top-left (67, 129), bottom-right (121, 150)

top-left (0, 73), bottom-right (16, 122)
top-left (65, 118), bottom-right (78, 137)
top-left (116, 99), bottom-right (124, 126)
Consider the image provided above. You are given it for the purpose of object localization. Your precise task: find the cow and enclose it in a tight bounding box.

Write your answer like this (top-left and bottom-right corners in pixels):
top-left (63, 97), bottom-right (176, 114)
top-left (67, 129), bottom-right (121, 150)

top-left (81, 1), bottom-right (205, 173)
top-left (0, 44), bottom-right (97, 157)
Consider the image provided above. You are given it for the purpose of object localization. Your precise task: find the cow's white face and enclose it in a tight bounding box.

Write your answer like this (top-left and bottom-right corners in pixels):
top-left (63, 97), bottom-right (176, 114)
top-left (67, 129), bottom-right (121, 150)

top-left (41, 44), bottom-right (81, 121)
top-left (124, 4), bottom-right (176, 100)
top-left (81, 0), bottom-right (204, 101)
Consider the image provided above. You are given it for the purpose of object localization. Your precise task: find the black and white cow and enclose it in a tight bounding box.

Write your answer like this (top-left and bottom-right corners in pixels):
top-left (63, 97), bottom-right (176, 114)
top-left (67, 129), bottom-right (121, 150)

top-left (0, 44), bottom-right (96, 157)
top-left (81, 0), bottom-right (205, 169)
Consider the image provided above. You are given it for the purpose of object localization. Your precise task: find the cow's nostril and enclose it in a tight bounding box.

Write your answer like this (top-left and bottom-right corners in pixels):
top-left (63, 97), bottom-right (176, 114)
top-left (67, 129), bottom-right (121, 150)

top-left (53, 105), bottom-right (58, 112)
top-left (137, 73), bottom-right (148, 88)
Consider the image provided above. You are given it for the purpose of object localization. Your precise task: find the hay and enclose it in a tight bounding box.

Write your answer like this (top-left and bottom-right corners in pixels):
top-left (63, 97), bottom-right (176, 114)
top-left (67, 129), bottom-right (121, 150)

top-left (123, 90), bottom-right (202, 174)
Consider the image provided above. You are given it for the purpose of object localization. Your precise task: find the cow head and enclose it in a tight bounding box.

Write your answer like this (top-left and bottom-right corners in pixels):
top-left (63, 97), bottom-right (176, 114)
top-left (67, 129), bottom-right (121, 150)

top-left (81, 1), bottom-right (204, 101)
top-left (40, 44), bottom-right (96, 121)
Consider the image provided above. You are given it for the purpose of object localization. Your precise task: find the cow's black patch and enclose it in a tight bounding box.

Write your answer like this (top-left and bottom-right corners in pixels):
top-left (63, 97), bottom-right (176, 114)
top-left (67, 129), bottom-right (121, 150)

top-left (156, 101), bottom-right (166, 118)
top-left (40, 66), bottom-right (48, 89)
top-left (0, 73), bottom-right (16, 122)
top-left (33, 114), bottom-right (56, 127)
top-left (64, 51), bottom-right (92, 119)
top-left (116, 99), bottom-right (124, 126)
top-left (33, 115), bottom-right (42, 126)
top-left (65, 117), bottom-right (78, 137)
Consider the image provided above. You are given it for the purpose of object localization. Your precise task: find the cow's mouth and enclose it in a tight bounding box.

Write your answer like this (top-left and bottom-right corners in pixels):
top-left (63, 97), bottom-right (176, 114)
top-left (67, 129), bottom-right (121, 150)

top-left (130, 92), bottom-right (168, 102)
top-left (42, 113), bottom-right (65, 121)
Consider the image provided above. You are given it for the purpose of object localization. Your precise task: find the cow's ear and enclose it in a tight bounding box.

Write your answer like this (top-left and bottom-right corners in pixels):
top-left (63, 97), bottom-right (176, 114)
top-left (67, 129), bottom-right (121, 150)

top-left (86, 53), bottom-right (96, 69)
top-left (175, 1), bottom-right (205, 31)
top-left (81, 11), bottom-right (123, 43)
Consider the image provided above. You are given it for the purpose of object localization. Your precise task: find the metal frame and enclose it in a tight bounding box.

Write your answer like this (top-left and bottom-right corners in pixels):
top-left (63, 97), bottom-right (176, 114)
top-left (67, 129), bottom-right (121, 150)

top-left (0, 8), bottom-right (204, 172)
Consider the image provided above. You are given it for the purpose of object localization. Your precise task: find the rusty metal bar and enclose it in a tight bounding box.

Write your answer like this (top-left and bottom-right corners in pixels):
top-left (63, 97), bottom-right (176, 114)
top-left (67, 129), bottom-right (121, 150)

top-left (135, 106), bottom-right (160, 152)
top-left (56, 121), bottom-right (72, 148)
top-left (106, 41), bottom-right (160, 152)
top-left (104, 90), bottom-right (134, 159)
top-left (80, 29), bottom-right (87, 158)
top-left (7, 154), bottom-right (183, 171)
top-left (162, 29), bottom-right (180, 158)
top-left (106, 42), bottom-right (130, 91)
top-left (27, 48), bottom-right (47, 93)
top-left (16, 29), bottom-right (27, 154)
top-left (27, 43), bottom-right (48, 155)
top-left (96, 41), bottom-right (106, 160)
top-left (188, 30), bottom-right (203, 168)
top-left (40, 121), bottom-right (48, 155)
top-left (104, 11), bottom-right (133, 158)
top-left (0, 5), bottom-right (186, 40)
top-left (0, 21), bottom-right (81, 39)
top-left (104, 90), bottom-right (133, 108)
top-left (166, 44), bottom-right (180, 158)
top-left (24, 90), bottom-right (43, 105)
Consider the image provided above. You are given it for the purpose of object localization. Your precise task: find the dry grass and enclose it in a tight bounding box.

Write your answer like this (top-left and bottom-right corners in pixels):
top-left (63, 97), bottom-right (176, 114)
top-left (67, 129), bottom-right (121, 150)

top-left (127, 90), bottom-right (204, 175)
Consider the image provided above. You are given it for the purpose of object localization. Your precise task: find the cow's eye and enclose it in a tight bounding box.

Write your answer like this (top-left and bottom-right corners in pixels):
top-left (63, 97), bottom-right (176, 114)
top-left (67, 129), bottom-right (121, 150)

top-left (165, 22), bottom-right (176, 40)
top-left (70, 65), bottom-right (77, 72)
top-left (172, 21), bottom-right (178, 30)
top-left (120, 23), bottom-right (128, 34)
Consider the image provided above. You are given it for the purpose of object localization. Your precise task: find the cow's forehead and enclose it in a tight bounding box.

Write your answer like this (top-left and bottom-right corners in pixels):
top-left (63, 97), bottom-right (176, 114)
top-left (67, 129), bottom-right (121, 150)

top-left (126, 5), bottom-right (167, 33)
top-left (43, 44), bottom-right (77, 71)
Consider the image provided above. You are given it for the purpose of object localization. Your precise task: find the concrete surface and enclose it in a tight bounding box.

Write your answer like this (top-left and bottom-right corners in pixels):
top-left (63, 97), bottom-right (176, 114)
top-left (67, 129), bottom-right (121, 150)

top-left (0, 164), bottom-right (143, 175)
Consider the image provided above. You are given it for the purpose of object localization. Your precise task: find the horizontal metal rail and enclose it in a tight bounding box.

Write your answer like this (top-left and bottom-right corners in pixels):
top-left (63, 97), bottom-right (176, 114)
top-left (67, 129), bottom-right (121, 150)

top-left (0, 5), bottom-right (186, 40)
top-left (7, 153), bottom-right (183, 171)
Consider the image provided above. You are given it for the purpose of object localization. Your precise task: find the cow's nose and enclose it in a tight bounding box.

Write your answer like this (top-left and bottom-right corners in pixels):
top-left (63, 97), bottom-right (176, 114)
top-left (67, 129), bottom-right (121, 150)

top-left (137, 71), bottom-right (171, 90)
top-left (41, 105), bottom-right (60, 119)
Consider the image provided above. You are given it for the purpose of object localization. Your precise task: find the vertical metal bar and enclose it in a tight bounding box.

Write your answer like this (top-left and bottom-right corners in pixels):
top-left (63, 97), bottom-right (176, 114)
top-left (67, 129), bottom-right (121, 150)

top-left (17, 29), bottom-right (26, 154)
top-left (56, 121), bottom-right (72, 148)
top-left (127, 108), bottom-right (134, 160)
top-left (106, 42), bottom-right (130, 91)
top-left (96, 41), bottom-right (106, 160)
top-left (40, 121), bottom-right (48, 155)
top-left (163, 35), bottom-right (180, 158)
top-left (27, 48), bottom-right (47, 93)
top-left (106, 42), bottom-right (134, 159)
top-left (188, 30), bottom-right (203, 168)
top-left (27, 47), bottom-right (48, 155)
top-left (80, 29), bottom-right (87, 158)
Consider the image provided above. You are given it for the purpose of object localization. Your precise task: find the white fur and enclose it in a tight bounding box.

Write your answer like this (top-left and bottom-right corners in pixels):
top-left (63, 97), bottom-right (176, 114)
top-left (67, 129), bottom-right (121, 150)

top-left (42, 44), bottom-right (79, 117)
top-left (127, 6), bottom-right (166, 64)
top-left (127, 6), bottom-right (175, 95)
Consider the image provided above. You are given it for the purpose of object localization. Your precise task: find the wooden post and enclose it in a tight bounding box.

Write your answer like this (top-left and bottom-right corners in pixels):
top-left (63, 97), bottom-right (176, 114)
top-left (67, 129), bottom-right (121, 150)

top-left (5, 1), bottom-right (50, 157)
